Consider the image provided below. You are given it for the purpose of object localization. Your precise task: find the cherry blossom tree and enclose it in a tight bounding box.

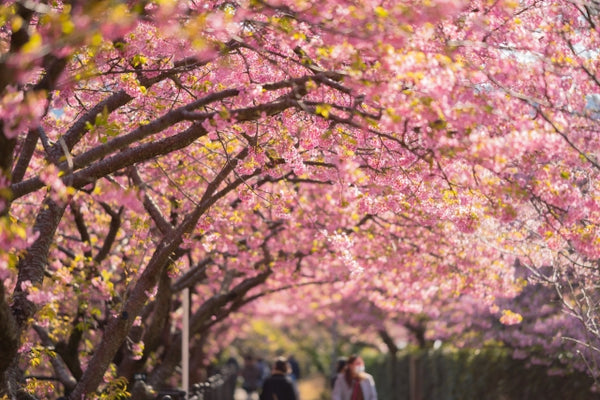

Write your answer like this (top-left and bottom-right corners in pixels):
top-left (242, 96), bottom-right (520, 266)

top-left (2, 0), bottom-right (600, 399)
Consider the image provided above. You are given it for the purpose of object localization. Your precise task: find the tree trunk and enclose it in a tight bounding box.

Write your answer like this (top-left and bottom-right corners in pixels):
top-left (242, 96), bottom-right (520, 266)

top-left (0, 282), bottom-right (19, 397)
top-left (378, 329), bottom-right (400, 400)
top-left (0, 127), bottom-right (16, 216)
top-left (409, 355), bottom-right (421, 400)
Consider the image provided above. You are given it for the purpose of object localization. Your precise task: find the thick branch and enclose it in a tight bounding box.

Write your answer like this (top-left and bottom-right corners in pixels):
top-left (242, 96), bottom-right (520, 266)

top-left (46, 91), bottom-right (133, 163)
top-left (142, 266), bottom-right (174, 355)
top-left (172, 258), bottom-right (212, 292)
top-left (0, 128), bottom-right (16, 214)
top-left (94, 203), bottom-right (124, 264)
top-left (0, 3), bottom-right (34, 92)
top-left (12, 197), bottom-right (66, 329)
top-left (129, 166), bottom-right (174, 235)
top-left (190, 270), bottom-right (272, 334)
top-left (148, 269), bottom-right (272, 387)
top-left (68, 148), bottom-right (249, 398)
top-left (71, 202), bottom-right (92, 259)
top-left (116, 265), bottom-right (173, 380)
top-left (12, 121), bottom-right (210, 199)
top-left (0, 282), bottom-right (19, 385)
top-left (33, 54), bottom-right (68, 94)
top-left (378, 328), bottom-right (399, 354)
top-left (11, 128), bottom-right (39, 184)
top-left (67, 89), bottom-right (240, 172)
top-left (32, 325), bottom-right (77, 393)
top-left (55, 309), bottom-right (85, 381)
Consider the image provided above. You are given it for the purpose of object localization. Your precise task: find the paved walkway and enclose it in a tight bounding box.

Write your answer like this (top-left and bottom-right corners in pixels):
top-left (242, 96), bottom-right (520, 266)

top-left (234, 375), bottom-right (326, 400)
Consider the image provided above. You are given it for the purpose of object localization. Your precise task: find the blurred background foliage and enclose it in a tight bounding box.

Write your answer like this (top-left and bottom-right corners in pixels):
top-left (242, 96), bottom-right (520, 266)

top-left (369, 346), bottom-right (599, 400)
top-left (220, 319), bottom-right (599, 400)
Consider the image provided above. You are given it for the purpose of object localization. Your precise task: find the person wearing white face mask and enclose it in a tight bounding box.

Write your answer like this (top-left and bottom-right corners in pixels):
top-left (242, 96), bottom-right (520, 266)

top-left (332, 355), bottom-right (377, 400)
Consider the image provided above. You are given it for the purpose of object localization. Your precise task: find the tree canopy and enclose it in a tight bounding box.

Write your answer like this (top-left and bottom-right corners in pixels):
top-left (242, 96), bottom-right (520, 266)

top-left (2, 0), bottom-right (600, 398)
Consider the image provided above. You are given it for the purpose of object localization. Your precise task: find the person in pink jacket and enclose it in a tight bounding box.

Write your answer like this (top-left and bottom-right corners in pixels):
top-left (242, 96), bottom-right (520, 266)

top-left (332, 355), bottom-right (377, 400)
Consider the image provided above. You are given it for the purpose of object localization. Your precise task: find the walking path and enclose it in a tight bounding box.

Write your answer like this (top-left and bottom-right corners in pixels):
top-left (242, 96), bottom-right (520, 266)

top-left (234, 375), bottom-right (326, 400)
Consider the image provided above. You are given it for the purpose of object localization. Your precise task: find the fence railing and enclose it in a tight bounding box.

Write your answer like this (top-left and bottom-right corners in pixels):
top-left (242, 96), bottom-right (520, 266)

top-left (155, 364), bottom-right (238, 400)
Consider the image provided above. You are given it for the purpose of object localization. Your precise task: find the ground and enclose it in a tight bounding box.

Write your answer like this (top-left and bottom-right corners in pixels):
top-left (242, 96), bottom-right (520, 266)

top-left (298, 375), bottom-right (326, 400)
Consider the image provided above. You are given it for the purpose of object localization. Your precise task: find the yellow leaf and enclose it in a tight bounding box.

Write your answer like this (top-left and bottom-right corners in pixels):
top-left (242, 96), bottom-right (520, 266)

top-left (11, 16), bottom-right (23, 32)
top-left (22, 33), bottom-right (42, 53)
top-left (375, 6), bottom-right (389, 18)
top-left (62, 20), bottom-right (75, 34)
top-left (91, 32), bottom-right (103, 47)
top-left (315, 104), bottom-right (330, 118)
top-left (101, 270), bottom-right (112, 281)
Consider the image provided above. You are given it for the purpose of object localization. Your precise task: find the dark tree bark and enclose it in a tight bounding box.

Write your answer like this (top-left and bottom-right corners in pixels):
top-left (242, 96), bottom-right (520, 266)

top-left (378, 329), bottom-right (400, 400)
top-left (0, 281), bottom-right (19, 396)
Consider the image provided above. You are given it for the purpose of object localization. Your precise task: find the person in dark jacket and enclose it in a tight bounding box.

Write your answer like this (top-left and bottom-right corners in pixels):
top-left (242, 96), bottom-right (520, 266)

top-left (287, 355), bottom-right (301, 382)
top-left (241, 355), bottom-right (263, 400)
top-left (260, 357), bottom-right (298, 400)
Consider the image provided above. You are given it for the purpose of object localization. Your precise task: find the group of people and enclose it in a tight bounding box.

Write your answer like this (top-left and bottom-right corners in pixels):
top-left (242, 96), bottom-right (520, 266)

top-left (240, 355), bottom-right (301, 400)
top-left (241, 354), bottom-right (376, 400)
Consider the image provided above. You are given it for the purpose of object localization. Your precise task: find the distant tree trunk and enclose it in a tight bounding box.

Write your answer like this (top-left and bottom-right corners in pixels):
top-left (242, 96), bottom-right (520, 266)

top-left (378, 329), bottom-right (400, 400)
top-left (189, 334), bottom-right (209, 384)
top-left (409, 355), bottom-right (420, 400)
top-left (405, 320), bottom-right (428, 400)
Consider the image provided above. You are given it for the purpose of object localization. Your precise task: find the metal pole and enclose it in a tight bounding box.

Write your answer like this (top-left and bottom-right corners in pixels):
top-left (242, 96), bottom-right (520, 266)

top-left (183, 287), bottom-right (190, 398)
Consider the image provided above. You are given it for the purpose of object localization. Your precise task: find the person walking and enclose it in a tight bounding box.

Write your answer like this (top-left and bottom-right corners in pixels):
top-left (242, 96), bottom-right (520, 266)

top-left (257, 356), bottom-right (270, 387)
top-left (332, 355), bottom-right (377, 400)
top-left (330, 357), bottom-right (348, 389)
top-left (259, 357), bottom-right (298, 400)
top-left (241, 355), bottom-right (263, 400)
top-left (287, 355), bottom-right (301, 382)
